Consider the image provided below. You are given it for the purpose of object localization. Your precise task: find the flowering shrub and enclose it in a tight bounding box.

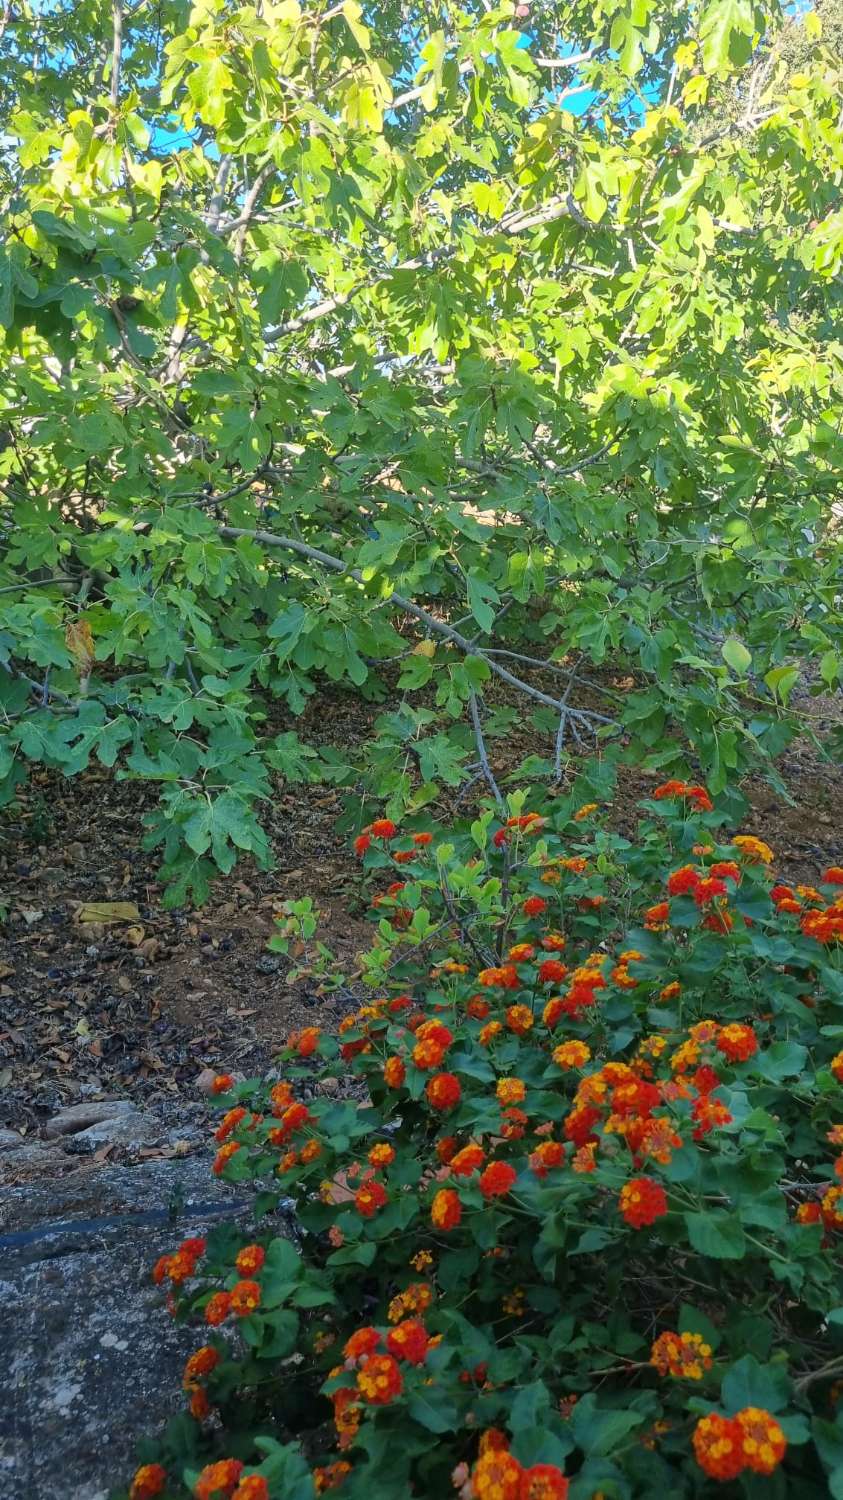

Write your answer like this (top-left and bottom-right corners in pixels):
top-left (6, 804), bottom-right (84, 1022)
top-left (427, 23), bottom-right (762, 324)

top-left (124, 787), bottom-right (843, 1499)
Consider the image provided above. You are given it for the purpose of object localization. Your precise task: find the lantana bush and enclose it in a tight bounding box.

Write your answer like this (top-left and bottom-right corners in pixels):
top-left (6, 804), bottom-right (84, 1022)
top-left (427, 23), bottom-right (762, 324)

top-left (124, 784), bottom-right (843, 1500)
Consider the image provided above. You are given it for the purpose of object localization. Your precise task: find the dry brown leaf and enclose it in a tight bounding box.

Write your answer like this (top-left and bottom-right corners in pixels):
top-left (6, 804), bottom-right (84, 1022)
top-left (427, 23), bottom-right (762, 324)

top-left (123, 925), bottom-right (145, 946)
top-left (75, 900), bottom-right (141, 925)
top-left (65, 619), bottom-right (95, 685)
top-left (0, 963), bottom-right (13, 979)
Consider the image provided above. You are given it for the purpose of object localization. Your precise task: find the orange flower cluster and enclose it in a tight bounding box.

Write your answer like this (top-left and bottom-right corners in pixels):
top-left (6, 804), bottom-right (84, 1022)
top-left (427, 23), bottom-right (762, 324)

top-left (522, 895), bottom-right (548, 918)
top-left (232, 1479), bottom-right (269, 1500)
top-left (354, 817), bottom-right (399, 857)
top-left (331, 1385), bottom-right (362, 1448)
top-left (716, 1023), bottom-right (758, 1062)
top-left (313, 1461), bottom-right (352, 1492)
top-left (471, 1434), bottom-right (568, 1500)
top-left (386, 1318), bottom-right (430, 1365)
top-left (193, 1458), bottom-right (244, 1499)
top-left (183, 1346), bottom-right (220, 1385)
top-left (286, 1025), bottom-right (320, 1057)
top-left (451, 1142), bottom-right (485, 1176)
top-left (650, 1329), bottom-right (713, 1379)
top-left (693, 1407), bottom-right (786, 1480)
top-left (492, 812), bottom-right (546, 847)
top-left (152, 1236), bottom-right (206, 1286)
top-left (129, 1464), bottom-right (167, 1500)
top-left (479, 1161), bottom-right (518, 1200)
top-left (653, 779), bottom-right (713, 812)
top-left (732, 834), bottom-right (774, 864)
top-left (477, 964), bottom-right (521, 989)
top-left (230, 1279), bottom-right (261, 1316)
top-left (387, 1281), bottom-right (433, 1323)
top-left (432, 1187), bottom-right (462, 1230)
top-left (356, 1352), bottom-right (403, 1404)
top-left (235, 1243), bottom-right (266, 1276)
top-left (552, 1040), bottom-right (590, 1070)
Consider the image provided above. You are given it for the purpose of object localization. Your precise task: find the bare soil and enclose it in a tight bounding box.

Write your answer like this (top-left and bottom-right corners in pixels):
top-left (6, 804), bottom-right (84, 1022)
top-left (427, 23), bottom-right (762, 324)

top-left (1, 681), bottom-right (840, 1173)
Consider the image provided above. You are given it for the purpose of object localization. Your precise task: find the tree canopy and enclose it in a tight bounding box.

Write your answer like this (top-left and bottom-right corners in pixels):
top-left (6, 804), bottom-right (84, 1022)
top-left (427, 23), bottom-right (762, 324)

top-left (1, 0), bottom-right (841, 903)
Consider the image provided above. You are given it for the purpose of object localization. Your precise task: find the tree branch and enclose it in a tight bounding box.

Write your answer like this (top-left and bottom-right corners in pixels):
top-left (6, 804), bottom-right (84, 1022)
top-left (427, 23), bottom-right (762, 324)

top-left (206, 156), bottom-right (234, 232)
top-left (218, 523), bottom-right (619, 730)
top-left (109, 0), bottom-right (123, 109)
top-left (469, 689), bottom-right (505, 810)
top-left (233, 161), bottom-right (276, 262)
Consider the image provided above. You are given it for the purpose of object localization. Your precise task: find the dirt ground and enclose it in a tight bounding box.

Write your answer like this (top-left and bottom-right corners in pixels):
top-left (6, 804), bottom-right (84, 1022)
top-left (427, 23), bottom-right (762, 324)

top-left (1, 681), bottom-right (840, 1170)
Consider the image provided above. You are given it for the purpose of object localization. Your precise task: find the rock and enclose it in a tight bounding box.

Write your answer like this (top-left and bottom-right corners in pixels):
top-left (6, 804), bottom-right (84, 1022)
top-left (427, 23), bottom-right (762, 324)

top-left (0, 1140), bottom-right (72, 1182)
top-left (0, 1128), bottom-right (24, 1151)
top-left (255, 955), bottom-right (281, 975)
top-left (195, 1069), bottom-right (244, 1097)
top-left (0, 1157), bottom-right (277, 1500)
top-left (61, 1111), bottom-right (157, 1155)
top-left (44, 1100), bottom-right (136, 1139)
top-left (319, 1077), bottom-right (340, 1096)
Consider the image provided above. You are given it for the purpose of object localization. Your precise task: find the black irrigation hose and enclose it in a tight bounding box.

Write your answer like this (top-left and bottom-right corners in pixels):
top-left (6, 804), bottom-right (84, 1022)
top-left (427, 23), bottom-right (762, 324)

top-left (0, 1196), bottom-right (295, 1255)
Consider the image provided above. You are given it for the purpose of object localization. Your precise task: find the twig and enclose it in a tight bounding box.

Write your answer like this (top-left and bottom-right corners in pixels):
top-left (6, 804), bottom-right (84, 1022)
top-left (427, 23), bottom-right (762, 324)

top-left (484, 648), bottom-right (624, 703)
top-left (469, 689), bottom-right (504, 810)
top-left (439, 870), bottom-right (495, 968)
top-left (109, 0), bottom-right (123, 109)
top-left (206, 157), bottom-right (234, 232)
top-left (453, 766), bottom-right (484, 810)
top-left (554, 676), bottom-right (575, 781)
top-left (795, 1355), bottom-right (843, 1395)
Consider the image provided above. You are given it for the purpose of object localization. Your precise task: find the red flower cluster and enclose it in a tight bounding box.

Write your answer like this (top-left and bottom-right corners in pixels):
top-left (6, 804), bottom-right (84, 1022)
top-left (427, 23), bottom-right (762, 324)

top-left (618, 1176), bottom-right (668, 1229)
top-left (355, 1180), bottom-right (388, 1218)
top-left (356, 1352), bottom-right (403, 1404)
top-left (479, 1160), bottom-right (518, 1200)
top-left (426, 1072), bottom-right (461, 1110)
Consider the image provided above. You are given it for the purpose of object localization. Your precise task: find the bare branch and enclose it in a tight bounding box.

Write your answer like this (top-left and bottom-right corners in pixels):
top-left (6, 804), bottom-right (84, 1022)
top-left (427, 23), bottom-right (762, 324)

top-left (109, 0), bottom-right (123, 109)
top-left (233, 162), bottom-right (276, 262)
top-left (469, 689), bottom-right (505, 810)
top-left (206, 157), bottom-right (234, 232)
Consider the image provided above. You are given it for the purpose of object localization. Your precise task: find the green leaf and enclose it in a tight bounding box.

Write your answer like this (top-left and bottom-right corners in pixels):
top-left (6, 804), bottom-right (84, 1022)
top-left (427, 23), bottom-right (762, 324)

top-left (466, 572), bottom-right (500, 635)
top-left (407, 1388), bottom-right (458, 1432)
top-left (684, 1211), bottom-right (746, 1259)
top-left (700, 0), bottom-right (755, 74)
top-left (721, 638), bottom-right (752, 675)
top-left (721, 1355), bottom-right (791, 1415)
top-left (570, 1394), bottom-right (645, 1455)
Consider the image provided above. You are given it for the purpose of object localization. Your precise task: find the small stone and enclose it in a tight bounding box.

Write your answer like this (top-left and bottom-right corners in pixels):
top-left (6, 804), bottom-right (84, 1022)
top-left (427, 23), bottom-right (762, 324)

top-left (44, 1100), bottom-right (136, 1140)
top-left (195, 1068), bottom-right (244, 1097)
top-left (256, 955), bottom-right (282, 975)
top-left (0, 1128), bottom-right (24, 1152)
top-left (62, 1112), bottom-right (156, 1154)
top-left (319, 1077), bottom-right (340, 1096)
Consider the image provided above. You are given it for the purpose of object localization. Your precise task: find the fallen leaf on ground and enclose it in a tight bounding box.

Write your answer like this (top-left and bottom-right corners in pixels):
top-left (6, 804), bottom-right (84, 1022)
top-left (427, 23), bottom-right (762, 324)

top-left (74, 900), bottom-right (141, 924)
